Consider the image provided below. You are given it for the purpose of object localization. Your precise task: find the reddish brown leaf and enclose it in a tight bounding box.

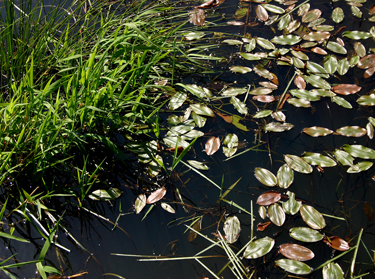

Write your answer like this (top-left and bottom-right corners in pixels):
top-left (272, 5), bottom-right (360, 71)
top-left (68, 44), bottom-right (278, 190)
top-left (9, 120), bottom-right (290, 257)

top-left (189, 8), bottom-right (205, 26)
top-left (294, 75), bottom-right (306, 89)
top-left (332, 84), bottom-right (362, 95)
top-left (364, 67), bottom-right (375, 79)
top-left (146, 188), bottom-right (166, 204)
top-left (370, 5), bottom-right (375, 15)
top-left (257, 221), bottom-right (271, 231)
top-left (363, 202), bottom-right (374, 220)
top-left (196, 0), bottom-right (225, 9)
top-left (323, 236), bottom-right (350, 251)
top-left (279, 243), bottom-right (315, 261)
top-left (256, 191), bottom-right (281, 206)
top-left (358, 54), bottom-right (375, 69)
top-left (271, 73), bottom-right (279, 86)
top-left (216, 112), bottom-right (232, 123)
top-left (256, 5), bottom-right (268, 22)
top-left (205, 136), bottom-right (221, 155)
top-left (311, 47), bottom-right (327, 55)
top-left (253, 95), bottom-right (275, 103)
top-left (278, 93), bottom-right (290, 109)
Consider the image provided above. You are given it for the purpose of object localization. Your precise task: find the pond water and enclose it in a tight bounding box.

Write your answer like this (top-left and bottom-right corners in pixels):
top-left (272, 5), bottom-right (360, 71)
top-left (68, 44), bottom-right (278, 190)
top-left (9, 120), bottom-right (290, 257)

top-left (1, 0), bottom-right (375, 278)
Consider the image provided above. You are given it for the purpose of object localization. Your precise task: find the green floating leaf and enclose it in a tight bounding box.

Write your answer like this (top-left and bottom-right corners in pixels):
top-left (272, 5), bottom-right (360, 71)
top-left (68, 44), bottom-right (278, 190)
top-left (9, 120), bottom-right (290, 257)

top-left (240, 52), bottom-right (266, 60)
top-left (161, 202), bottom-right (175, 214)
top-left (282, 191), bottom-right (301, 215)
top-left (327, 41), bottom-right (347, 55)
top-left (333, 96), bottom-right (352, 109)
top-left (231, 96), bottom-right (248, 115)
top-left (343, 31), bottom-right (371, 40)
top-left (264, 122), bottom-right (294, 132)
top-left (223, 133), bottom-right (238, 157)
top-left (303, 31), bottom-right (330, 41)
top-left (257, 37), bottom-right (275, 50)
top-left (262, 3), bottom-right (285, 14)
top-left (322, 262), bottom-right (344, 279)
top-left (169, 91), bottom-right (187, 110)
top-left (337, 58), bottom-right (350, 75)
top-left (306, 62), bottom-right (329, 76)
top-left (300, 204), bottom-right (326, 230)
top-left (192, 112), bottom-right (207, 128)
top-left (332, 7), bottom-right (344, 23)
top-left (336, 126), bottom-right (366, 137)
top-left (222, 87), bottom-right (248, 96)
top-left (250, 87), bottom-right (273, 95)
top-left (347, 161), bottom-right (373, 173)
top-left (276, 259), bottom-right (313, 275)
top-left (135, 194), bottom-right (146, 214)
top-left (254, 110), bottom-right (273, 118)
top-left (89, 188), bottom-right (122, 201)
top-left (185, 32), bottom-right (205, 40)
top-left (223, 216), bottom-right (241, 244)
top-left (287, 98), bottom-right (311, 108)
top-left (277, 164), bottom-right (294, 189)
top-left (343, 144), bottom-right (375, 159)
top-left (284, 154), bottom-right (313, 174)
top-left (271, 35), bottom-right (302, 45)
top-left (269, 203), bottom-right (286, 226)
top-left (333, 149), bottom-right (354, 166)
top-left (223, 39), bottom-right (243, 45)
top-left (289, 227), bottom-right (323, 242)
top-left (351, 6), bottom-right (362, 18)
top-left (190, 104), bottom-right (214, 117)
top-left (177, 84), bottom-right (212, 99)
top-left (303, 75), bottom-right (331, 89)
top-left (303, 126), bottom-right (333, 137)
top-left (243, 236), bottom-right (275, 259)
top-left (357, 93), bottom-right (375, 106)
top-left (302, 152), bottom-right (337, 167)
top-left (289, 89), bottom-right (320, 101)
top-left (187, 160), bottom-right (209, 170)
top-left (259, 205), bottom-right (267, 219)
top-left (254, 167), bottom-right (277, 187)
top-left (324, 55), bottom-right (338, 75)
top-left (230, 66), bottom-right (252, 74)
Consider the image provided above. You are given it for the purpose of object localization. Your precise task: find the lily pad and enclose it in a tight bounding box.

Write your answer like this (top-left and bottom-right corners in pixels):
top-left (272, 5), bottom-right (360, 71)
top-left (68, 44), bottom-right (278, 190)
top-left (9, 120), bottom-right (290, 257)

top-left (254, 167), bottom-right (277, 187)
top-left (300, 204), bottom-right (326, 230)
top-left (243, 237), bottom-right (275, 259)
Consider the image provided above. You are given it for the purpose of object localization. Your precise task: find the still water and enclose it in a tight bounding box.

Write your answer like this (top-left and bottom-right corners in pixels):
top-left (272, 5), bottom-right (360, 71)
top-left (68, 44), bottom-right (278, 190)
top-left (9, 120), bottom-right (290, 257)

top-left (1, 0), bottom-right (375, 278)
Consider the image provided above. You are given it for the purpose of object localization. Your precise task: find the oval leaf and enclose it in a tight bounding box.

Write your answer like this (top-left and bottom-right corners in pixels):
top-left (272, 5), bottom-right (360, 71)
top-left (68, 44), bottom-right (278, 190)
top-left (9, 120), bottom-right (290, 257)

top-left (205, 136), bottom-right (221, 155)
top-left (243, 237), bottom-right (275, 259)
top-left (279, 244), bottom-right (315, 261)
top-left (223, 216), bottom-right (241, 244)
top-left (254, 167), bottom-right (277, 187)
top-left (336, 126), bottom-right (367, 137)
top-left (284, 154), bottom-right (313, 174)
top-left (147, 188), bottom-right (166, 204)
top-left (269, 203), bottom-right (286, 226)
top-left (289, 227), bottom-right (324, 242)
top-left (322, 262), bottom-right (344, 279)
top-left (257, 191), bottom-right (281, 206)
top-left (302, 152), bottom-right (337, 167)
top-left (300, 204), bottom-right (326, 229)
top-left (276, 259), bottom-right (313, 275)
top-left (277, 164), bottom-right (294, 189)
top-left (303, 126), bottom-right (333, 137)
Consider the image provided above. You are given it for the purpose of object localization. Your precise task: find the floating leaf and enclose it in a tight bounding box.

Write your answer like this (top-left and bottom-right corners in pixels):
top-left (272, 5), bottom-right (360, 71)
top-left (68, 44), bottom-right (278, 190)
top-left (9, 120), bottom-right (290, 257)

top-left (257, 191), bottom-right (281, 206)
top-left (303, 126), bottom-right (333, 137)
top-left (367, 122), bottom-right (374, 139)
top-left (289, 89), bottom-right (320, 101)
top-left (259, 81), bottom-right (277, 89)
top-left (332, 7), bottom-right (344, 23)
top-left (222, 87), bottom-right (247, 96)
top-left (324, 55), bottom-right (338, 75)
top-left (135, 194), bottom-right (147, 214)
top-left (347, 161), bottom-right (373, 173)
top-left (343, 144), bottom-right (375, 159)
top-left (358, 54), bottom-right (375, 69)
top-left (351, 6), bottom-right (362, 18)
top-left (262, 3), bottom-right (285, 14)
top-left (336, 126), bottom-right (366, 137)
top-left (264, 122), bottom-right (294, 132)
top-left (257, 37), bottom-right (275, 50)
top-left (223, 133), bottom-right (238, 157)
top-left (257, 221), bottom-right (271, 231)
top-left (230, 66), bottom-right (252, 74)
top-left (243, 237), bottom-right (275, 259)
top-left (343, 31), bottom-right (371, 40)
top-left (323, 236), bottom-right (350, 251)
top-left (205, 136), bottom-right (221, 155)
top-left (178, 83), bottom-right (212, 99)
top-left (298, 3), bottom-right (310, 17)
top-left (303, 31), bottom-right (330, 41)
top-left (147, 188), bottom-right (166, 204)
top-left (240, 52), bottom-right (266, 60)
top-left (89, 188), bottom-right (122, 201)
top-left (357, 94), bottom-right (375, 106)
top-left (271, 35), bottom-right (302, 45)
top-left (337, 58), bottom-right (350, 75)
top-left (192, 112), bottom-right (207, 128)
top-left (254, 110), bottom-right (273, 118)
top-left (277, 164), bottom-right (294, 189)
top-left (300, 204), bottom-right (326, 229)
top-left (161, 203), bottom-right (175, 214)
top-left (354, 42), bottom-right (366, 57)
top-left (259, 206), bottom-right (267, 219)
top-left (364, 67), bottom-right (375, 78)
top-left (269, 203), bottom-right (286, 226)
top-left (302, 153), bottom-right (337, 167)
top-left (278, 14), bottom-right (291, 31)
top-left (184, 32), bottom-right (205, 41)
top-left (245, 38), bottom-right (256, 52)
top-left (223, 39), bottom-right (243, 45)
top-left (231, 96), bottom-right (248, 115)
top-left (289, 227), bottom-right (323, 242)
top-left (303, 75), bottom-right (331, 89)
top-left (322, 263), bottom-right (344, 279)
top-left (187, 160), bottom-right (209, 170)
top-left (189, 8), bottom-right (205, 27)
top-left (254, 65), bottom-right (273, 80)
top-left (302, 9), bottom-right (322, 23)
top-left (333, 149), bottom-right (354, 166)
top-left (253, 95), bottom-right (275, 103)
top-left (333, 96), bottom-right (352, 109)
top-left (283, 191), bottom-right (301, 215)
top-left (190, 104), bottom-right (214, 118)
top-left (188, 216), bottom-right (202, 242)
top-left (254, 167), bottom-right (277, 187)
top-left (332, 84), bottom-right (361, 95)
top-left (169, 91), bottom-right (187, 110)
top-left (223, 216), bottom-right (241, 244)
top-left (287, 98), bottom-right (311, 108)
top-left (276, 259), bottom-right (313, 275)
top-left (279, 244), bottom-right (314, 261)
top-left (149, 154), bottom-right (163, 177)
top-left (250, 87), bottom-right (273, 95)
top-left (256, 5), bottom-right (269, 21)
top-left (284, 154), bottom-right (313, 174)
top-left (295, 75), bottom-right (306, 89)
top-left (327, 41), bottom-right (347, 55)
top-left (272, 111), bottom-right (286, 122)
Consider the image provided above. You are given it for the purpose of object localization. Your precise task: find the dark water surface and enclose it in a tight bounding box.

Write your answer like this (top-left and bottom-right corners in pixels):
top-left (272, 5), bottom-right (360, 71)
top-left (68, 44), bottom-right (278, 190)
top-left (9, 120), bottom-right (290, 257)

top-left (1, 0), bottom-right (375, 278)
